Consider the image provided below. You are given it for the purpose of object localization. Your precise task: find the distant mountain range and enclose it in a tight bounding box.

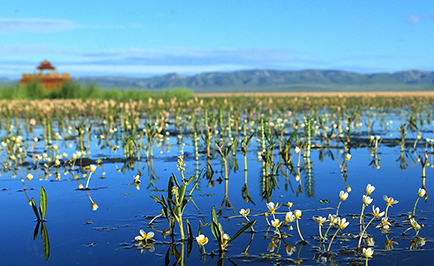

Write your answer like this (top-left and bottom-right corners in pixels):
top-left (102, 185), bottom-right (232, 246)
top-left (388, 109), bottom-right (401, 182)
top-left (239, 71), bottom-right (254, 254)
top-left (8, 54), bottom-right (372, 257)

top-left (73, 69), bottom-right (434, 92)
top-left (3, 69), bottom-right (434, 92)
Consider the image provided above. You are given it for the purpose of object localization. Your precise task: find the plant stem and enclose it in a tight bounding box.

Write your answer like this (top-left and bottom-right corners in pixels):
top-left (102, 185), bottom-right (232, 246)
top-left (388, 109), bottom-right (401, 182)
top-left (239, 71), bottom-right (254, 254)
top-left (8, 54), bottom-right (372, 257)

top-left (358, 217), bottom-right (375, 249)
top-left (413, 196), bottom-right (421, 217)
top-left (327, 228), bottom-right (340, 251)
top-left (359, 204), bottom-right (366, 232)
top-left (385, 205), bottom-right (390, 218)
top-left (85, 172), bottom-right (93, 189)
top-left (296, 219), bottom-right (304, 241)
top-left (319, 225), bottom-right (323, 239)
top-left (336, 200), bottom-right (342, 216)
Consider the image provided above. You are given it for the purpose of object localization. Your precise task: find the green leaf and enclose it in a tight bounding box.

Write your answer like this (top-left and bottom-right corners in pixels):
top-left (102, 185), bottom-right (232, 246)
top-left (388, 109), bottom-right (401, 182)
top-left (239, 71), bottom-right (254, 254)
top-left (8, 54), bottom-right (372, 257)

top-left (164, 244), bottom-right (171, 266)
top-left (41, 222), bottom-right (50, 261)
top-left (33, 221), bottom-right (40, 240)
top-left (150, 195), bottom-right (162, 205)
top-left (186, 218), bottom-right (193, 239)
top-left (211, 206), bottom-right (219, 226)
top-left (30, 199), bottom-right (40, 221)
top-left (226, 220), bottom-right (256, 246)
top-left (186, 175), bottom-right (195, 185)
top-left (178, 185), bottom-right (187, 202)
top-left (39, 186), bottom-right (47, 221)
top-left (211, 221), bottom-right (223, 245)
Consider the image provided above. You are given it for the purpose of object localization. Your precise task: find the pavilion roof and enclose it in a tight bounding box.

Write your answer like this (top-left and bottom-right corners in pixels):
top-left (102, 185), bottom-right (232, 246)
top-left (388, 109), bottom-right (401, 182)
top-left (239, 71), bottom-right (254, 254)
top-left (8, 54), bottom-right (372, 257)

top-left (37, 60), bottom-right (55, 70)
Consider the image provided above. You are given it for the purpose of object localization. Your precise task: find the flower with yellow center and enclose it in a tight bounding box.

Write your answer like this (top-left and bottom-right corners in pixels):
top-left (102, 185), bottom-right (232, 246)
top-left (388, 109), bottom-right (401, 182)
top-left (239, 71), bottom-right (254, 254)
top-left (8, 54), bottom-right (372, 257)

top-left (328, 214), bottom-right (338, 226)
top-left (267, 240), bottom-right (278, 252)
top-left (287, 202), bottom-right (294, 209)
top-left (91, 202), bottom-right (99, 211)
top-left (285, 244), bottom-right (296, 256)
top-left (365, 184), bottom-right (375, 195)
top-left (284, 212), bottom-right (295, 223)
top-left (313, 216), bottom-right (327, 226)
top-left (383, 238), bottom-right (398, 251)
top-left (336, 217), bottom-right (349, 230)
top-left (294, 209), bottom-right (302, 219)
top-left (222, 233), bottom-right (230, 244)
top-left (26, 173), bottom-right (33, 180)
top-left (418, 188), bottom-right (426, 198)
top-left (410, 236), bottom-right (425, 250)
top-left (271, 219), bottom-right (282, 228)
top-left (372, 205), bottom-right (385, 218)
top-left (363, 195), bottom-right (373, 206)
top-left (239, 208), bottom-right (250, 217)
top-left (383, 195), bottom-right (399, 207)
top-left (86, 164), bottom-right (97, 173)
top-left (339, 190), bottom-right (348, 201)
top-left (134, 175), bottom-right (141, 184)
top-left (266, 202), bottom-right (279, 214)
top-left (376, 217), bottom-right (391, 230)
top-left (135, 229), bottom-right (155, 242)
top-left (196, 234), bottom-right (209, 246)
top-left (410, 218), bottom-right (422, 231)
top-left (362, 247), bottom-right (374, 258)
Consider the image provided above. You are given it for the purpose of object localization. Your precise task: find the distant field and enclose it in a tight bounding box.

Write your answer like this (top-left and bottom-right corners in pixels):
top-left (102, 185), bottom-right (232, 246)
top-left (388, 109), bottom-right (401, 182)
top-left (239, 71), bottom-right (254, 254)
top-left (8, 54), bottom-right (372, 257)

top-left (195, 91), bottom-right (434, 98)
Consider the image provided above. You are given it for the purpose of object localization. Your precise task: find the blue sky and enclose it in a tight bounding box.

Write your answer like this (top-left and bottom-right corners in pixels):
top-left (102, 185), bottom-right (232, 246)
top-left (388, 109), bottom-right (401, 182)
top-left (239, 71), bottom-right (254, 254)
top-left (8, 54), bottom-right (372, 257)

top-left (1, 0), bottom-right (433, 78)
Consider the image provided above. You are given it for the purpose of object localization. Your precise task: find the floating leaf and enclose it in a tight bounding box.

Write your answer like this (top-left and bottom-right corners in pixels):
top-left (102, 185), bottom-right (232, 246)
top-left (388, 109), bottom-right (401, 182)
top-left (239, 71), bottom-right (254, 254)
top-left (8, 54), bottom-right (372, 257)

top-left (33, 221), bottom-right (40, 241)
top-left (41, 222), bottom-right (50, 260)
top-left (186, 218), bottom-right (193, 240)
top-left (30, 199), bottom-right (40, 221)
top-left (39, 186), bottom-right (47, 221)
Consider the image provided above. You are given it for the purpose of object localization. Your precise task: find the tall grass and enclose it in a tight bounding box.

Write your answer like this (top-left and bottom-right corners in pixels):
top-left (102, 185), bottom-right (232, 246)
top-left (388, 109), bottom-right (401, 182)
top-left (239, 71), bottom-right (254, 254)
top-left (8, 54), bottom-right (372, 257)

top-left (0, 82), bottom-right (194, 101)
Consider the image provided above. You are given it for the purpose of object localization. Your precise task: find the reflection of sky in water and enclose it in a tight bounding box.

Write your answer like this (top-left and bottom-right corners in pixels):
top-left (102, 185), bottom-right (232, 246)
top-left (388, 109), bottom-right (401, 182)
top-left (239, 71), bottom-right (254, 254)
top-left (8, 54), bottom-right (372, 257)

top-left (1, 111), bottom-right (434, 265)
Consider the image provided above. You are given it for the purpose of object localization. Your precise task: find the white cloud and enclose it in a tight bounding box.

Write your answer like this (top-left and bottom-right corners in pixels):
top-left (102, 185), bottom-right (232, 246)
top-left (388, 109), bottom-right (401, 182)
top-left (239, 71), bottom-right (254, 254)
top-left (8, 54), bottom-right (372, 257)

top-left (0, 46), bottom-right (330, 78)
top-left (63, 64), bottom-right (251, 77)
top-left (0, 18), bottom-right (84, 33)
top-left (406, 14), bottom-right (434, 24)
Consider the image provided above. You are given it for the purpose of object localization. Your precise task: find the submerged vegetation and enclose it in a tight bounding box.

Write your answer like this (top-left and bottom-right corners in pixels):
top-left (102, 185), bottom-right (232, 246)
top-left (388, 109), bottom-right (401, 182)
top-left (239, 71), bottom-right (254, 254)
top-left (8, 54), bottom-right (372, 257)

top-left (1, 92), bottom-right (434, 265)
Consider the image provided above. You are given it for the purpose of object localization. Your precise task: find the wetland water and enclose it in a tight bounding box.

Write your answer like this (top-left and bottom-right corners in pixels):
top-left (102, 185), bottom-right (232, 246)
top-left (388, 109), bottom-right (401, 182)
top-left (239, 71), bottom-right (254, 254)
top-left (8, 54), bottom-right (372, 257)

top-left (1, 97), bottom-right (433, 265)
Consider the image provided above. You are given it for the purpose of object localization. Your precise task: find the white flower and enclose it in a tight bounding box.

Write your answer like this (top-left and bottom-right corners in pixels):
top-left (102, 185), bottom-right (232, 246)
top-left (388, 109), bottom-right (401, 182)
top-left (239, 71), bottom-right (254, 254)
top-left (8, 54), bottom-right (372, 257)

top-left (266, 202), bottom-right (279, 214)
top-left (294, 209), bottom-right (302, 219)
top-left (362, 247), bottom-right (374, 258)
top-left (285, 212), bottom-right (295, 223)
top-left (313, 216), bottom-right (327, 226)
top-left (363, 195), bottom-right (373, 206)
top-left (196, 234), bottom-right (209, 246)
top-left (418, 188), bottom-right (426, 198)
top-left (135, 229), bottom-right (155, 242)
top-left (383, 195), bottom-right (399, 206)
top-left (336, 217), bottom-right (349, 230)
top-left (239, 208), bottom-right (250, 217)
top-left (26, 173), bottom-right (33, 180)
top-left (271, 219), bottom-right (282, 228)
top-left (87, 164), bottom-right (97, 173)
top-left (339, 190), bottom-right (349, 201)
top-left (372, 205), bottom-right (385, 218)
top-left (365, 184), bottom-right (375, 195)
top-left (376, 217), bottom-right (391, 230)
top-left (410, 218), bottom-right (422, 231)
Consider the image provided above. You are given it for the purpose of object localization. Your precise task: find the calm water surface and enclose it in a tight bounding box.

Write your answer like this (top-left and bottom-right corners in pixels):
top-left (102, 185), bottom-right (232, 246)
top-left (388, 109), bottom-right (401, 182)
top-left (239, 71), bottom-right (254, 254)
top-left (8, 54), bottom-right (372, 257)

top-left (1, 113), bottom-right (433, 266)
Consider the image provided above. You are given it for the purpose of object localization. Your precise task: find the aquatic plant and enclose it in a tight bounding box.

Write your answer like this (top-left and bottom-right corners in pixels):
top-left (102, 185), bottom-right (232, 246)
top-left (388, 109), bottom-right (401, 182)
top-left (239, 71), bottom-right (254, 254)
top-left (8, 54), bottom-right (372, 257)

top-left (210, 206), bottom-right (255, 253)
